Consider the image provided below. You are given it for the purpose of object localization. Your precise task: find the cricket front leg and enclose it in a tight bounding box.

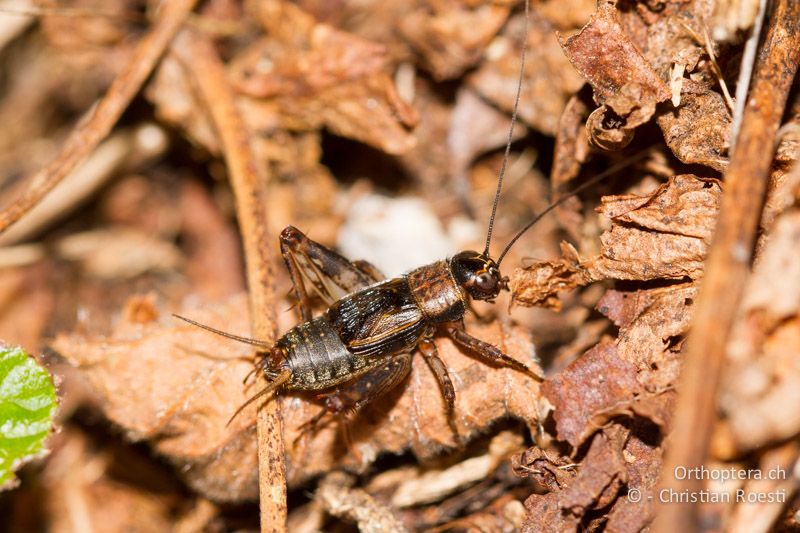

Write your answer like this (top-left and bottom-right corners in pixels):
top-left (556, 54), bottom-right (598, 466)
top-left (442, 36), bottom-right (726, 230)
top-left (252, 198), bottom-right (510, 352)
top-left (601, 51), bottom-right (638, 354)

top-left (445, 324), bottom-right (542, 381)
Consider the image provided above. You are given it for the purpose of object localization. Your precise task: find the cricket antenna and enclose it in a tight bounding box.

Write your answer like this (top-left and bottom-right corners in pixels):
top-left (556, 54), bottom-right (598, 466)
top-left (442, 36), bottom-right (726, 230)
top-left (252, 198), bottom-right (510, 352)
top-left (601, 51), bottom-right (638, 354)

top-left (483, 0), bottom-right (530, 257)
top-left (173, 314), bottom-right (273, 348)
top-left (496, 147), bottom-right (653, 266)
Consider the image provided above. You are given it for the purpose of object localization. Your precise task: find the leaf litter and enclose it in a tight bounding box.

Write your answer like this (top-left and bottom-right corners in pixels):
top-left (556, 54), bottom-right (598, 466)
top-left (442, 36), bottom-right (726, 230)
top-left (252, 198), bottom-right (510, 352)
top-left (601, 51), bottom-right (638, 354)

top-left (0, 0), bottom-right (799, 531)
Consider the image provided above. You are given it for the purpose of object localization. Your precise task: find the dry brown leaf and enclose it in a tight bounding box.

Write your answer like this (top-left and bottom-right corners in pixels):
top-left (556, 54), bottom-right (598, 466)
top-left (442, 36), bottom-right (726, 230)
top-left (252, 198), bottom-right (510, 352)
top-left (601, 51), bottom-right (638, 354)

top-left (541, 343), bottom-right (641, 449)
top-left (233, 0), bottom-right (418, 154)
top-left (51, 294), bottom-right (260, 502)
top-left (469, 11), bottom-right (585, 136)
top-left (642, 7), bottom-right (711, 81)
top-left (549, 90), bottom-right (593, 243)
top-left (604, 428), bottom-right (663, 532)
top-left (520, 421), bottom-right (664, 532)
top-left (512, 446), bottom-right (576, 492)
top-left (656, 82), bottom-right (731, 171)
top-left (511, 176), bottom-right (717, 310)
top-left (607, 284), bottom-right (696, 388)
top-left (509, 241), bottom-right (589, 310)
top-left (521, 491), bottom-right (580, 532)
top-left (149, 0), bottom-right (418, 156)
top-left (52, 293), bottom-right (542, 497)
top-left (559, 2), bottom-right (670, 145)
top-left (521, 426), bottom-right (628, 531)
top-left (447, 87), bottom-right (528, 193)
top-left (587, 174), bottom-right (721, 281)
top-left (550, 91), bottom-right (591, 190)
top-left (560, 426), bottom-right (628, 513)
top-left (399, 1), bottom-right (510, 80)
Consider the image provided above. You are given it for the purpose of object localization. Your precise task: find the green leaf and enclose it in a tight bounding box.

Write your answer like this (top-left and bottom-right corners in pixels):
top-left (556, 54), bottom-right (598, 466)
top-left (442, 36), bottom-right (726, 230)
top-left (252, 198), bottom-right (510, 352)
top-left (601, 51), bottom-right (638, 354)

top-left (0, 345), bottom-right (57, 490)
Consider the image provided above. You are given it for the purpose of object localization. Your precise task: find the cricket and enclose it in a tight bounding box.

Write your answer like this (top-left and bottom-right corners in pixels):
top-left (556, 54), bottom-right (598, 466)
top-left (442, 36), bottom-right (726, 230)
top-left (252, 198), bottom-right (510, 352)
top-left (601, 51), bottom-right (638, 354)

top-left (174, 0), bottom-right (619, 432)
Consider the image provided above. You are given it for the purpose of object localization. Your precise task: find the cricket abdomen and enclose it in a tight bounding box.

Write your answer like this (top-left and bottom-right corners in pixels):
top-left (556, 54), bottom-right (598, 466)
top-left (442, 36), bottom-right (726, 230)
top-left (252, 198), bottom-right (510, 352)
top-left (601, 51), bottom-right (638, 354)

top-left (278, 317), bottom-right (378, 391)
top-left (277, 277), bottom-right (429, 391)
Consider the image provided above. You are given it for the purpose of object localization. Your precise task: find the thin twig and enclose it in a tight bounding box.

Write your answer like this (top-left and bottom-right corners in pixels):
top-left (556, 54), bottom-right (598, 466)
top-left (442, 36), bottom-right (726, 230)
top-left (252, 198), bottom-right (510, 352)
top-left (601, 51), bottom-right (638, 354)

top-left (700, 24), bottom-right (734, 112)
top-left (730, 0), bottom-right (768, 152)
top-left (0, 0), bottom-right (197, 235)
top-left (317, 472), bottom-right (408, 533)
top-left (653, 2), bottom-right (800, 532)
top-left (680, 21), bottom-right (734, 112)
top-left (172, 29), bottom-right (286, 532)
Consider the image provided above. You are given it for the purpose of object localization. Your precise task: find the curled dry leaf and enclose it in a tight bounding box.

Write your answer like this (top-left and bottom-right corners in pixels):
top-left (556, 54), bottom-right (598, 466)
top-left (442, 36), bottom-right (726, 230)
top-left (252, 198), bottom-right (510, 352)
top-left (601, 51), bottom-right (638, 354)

top-left (642, 6), bottom-right (711, 81)
top-left (609, 284), bottom-right (696, 389)
top-left (522, 426), bottom-right (627, 532)
top-left (656, 81), bottom-right (731, 171)
top-left (509, 241), bottom-right (589, 310)
top-left (399, 1), bottom-right (510, 80)
top-left (511, 175), bottom-right (718, 310)
top-left (448, 87), bottom-right (528, 190)
top-left (541, 343), bottom-right (641, 449)
top-left (512, 446), bottom-right (577, 492)
top-left (521, 422), bottom-right (664, 532)
top-left (550, 91), bottom-right (591, 190)
top-left (559, 3), bottom-right (670, 146)
top-left (233, 0), bottom-right (418, 154)
top-left (587, 174), bottom-right (721, 281)
top-left (549, 90), bottom-right (592, 242)
top-left (604, 425), bottom-right (663, 532)
top-left (52, 293), bottom-right (542, 498)
top-left (468, 11), bottom-right (585, 136)
top-left (149, 0), bottom-right (418, 156)
top-left (721, 210), bottom-right (800, 453)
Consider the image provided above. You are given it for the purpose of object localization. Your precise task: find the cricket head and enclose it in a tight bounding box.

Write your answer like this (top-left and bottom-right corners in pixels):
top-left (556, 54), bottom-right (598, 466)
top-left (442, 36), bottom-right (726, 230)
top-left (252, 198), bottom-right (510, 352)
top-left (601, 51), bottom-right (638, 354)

top-left (450, 250), bottom-right (506, 302)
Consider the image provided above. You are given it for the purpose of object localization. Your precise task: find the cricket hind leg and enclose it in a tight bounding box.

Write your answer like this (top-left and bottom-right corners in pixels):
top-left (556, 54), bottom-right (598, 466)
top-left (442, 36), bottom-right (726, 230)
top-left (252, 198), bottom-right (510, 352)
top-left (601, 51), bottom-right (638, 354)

top-left (446, 325), bottom-right (543, 381)
top-left (294, 354), bottom-right (413, 447)
top-left (279, 226), bottom-right (384, 321)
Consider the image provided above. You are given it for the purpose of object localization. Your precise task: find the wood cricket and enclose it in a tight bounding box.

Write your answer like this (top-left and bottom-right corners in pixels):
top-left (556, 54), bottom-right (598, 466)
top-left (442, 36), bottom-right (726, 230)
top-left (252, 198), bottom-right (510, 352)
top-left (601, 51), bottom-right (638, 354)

top-left (175, 0), bottom-right (628, 430)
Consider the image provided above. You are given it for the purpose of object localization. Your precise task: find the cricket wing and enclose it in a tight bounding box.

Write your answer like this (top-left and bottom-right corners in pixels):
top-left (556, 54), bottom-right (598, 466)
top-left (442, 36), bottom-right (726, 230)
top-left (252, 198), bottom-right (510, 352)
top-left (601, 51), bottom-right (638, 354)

top-left (327, 279), bottom-right (427, 358)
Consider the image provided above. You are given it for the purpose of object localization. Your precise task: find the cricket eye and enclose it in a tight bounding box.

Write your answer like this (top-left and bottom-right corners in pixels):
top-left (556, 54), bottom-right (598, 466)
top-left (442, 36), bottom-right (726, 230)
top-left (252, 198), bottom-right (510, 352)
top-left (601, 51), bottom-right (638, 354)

top-left (475, 272), bottom-right (496, 292)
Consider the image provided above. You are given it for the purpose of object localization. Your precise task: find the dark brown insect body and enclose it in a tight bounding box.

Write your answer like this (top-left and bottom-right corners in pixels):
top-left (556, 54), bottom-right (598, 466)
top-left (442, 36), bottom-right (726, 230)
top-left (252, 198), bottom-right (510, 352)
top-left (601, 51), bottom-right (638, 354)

top-left (178, 222), bottom-right (542, 425)
top-left (175, 0), bottom-right (603, 426)
top-left (247, 227), bottom-right (536, 421)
